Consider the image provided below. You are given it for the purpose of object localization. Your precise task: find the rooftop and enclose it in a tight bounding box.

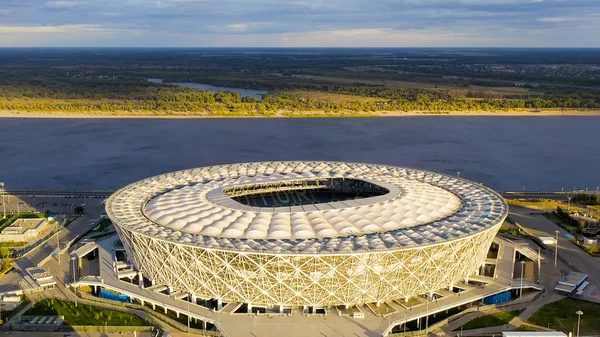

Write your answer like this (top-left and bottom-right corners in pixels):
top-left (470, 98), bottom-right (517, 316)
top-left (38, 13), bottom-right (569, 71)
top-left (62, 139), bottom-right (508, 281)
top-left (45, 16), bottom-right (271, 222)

top-left (144, 175), bottom-right (462, 239)
top-left (107, 162), bottom-right (508, 254)
top-left (0, 218), bottom-right (47, 235)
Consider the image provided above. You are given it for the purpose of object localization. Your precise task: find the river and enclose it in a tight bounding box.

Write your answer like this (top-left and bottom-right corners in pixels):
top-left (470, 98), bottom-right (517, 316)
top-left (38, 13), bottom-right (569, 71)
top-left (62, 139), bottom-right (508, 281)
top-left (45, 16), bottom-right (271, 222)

top-left (147, 78), bottom-right (268, 100)
top-left (0, 117), bottom-right (598, 192)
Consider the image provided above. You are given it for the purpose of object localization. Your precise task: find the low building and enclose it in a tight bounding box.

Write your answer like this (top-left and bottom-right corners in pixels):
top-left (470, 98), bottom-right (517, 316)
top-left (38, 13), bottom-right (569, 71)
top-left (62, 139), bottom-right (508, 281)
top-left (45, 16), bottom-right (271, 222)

top-left (555, 272), bottom-right (588, 295)
top-left (503, 332), bottom-right (567, 337)
top-left (0, 218), bottom-right (52, 242)
top-left (25, 267), bottom-right (56, 289)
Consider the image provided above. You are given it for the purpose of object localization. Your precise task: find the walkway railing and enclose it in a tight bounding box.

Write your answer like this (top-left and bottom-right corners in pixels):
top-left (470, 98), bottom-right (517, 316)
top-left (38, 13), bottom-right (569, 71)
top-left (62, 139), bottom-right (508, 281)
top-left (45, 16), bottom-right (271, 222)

top-left (72, 288), bottom-right (222, 336)
top-left (387, 289), bottom-right (545, 337)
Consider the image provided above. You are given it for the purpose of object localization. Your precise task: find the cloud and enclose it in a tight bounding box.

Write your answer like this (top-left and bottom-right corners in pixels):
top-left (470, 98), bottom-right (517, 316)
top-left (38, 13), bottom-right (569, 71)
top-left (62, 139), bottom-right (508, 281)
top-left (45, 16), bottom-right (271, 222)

top-left (537, 17), bottom-right (577, 23)
top-left (0, 24), bottom-right (138, 33)
top-left (0, 0), bottom-right (599, 46)
top-left (44, 1), bottom-right (81, 9)
top-left (209, 22), bottom-right (275, 33)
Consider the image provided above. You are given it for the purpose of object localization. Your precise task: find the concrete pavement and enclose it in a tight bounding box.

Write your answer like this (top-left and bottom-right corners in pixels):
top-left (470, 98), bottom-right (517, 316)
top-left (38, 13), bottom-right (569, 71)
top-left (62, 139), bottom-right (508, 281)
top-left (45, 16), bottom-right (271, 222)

top-left (443, 293), bottom-right (562, 336)
top-left (509, 206), bottom-right (600, 288)
top-left (15, 198), bottom-right (105, 271)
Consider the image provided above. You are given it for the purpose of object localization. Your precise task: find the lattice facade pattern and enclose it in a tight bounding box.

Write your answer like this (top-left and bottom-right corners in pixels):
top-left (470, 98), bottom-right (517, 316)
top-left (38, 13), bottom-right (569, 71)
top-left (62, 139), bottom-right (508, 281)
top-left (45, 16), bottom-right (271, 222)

top-left (115, 223), bottom-right (501, 308)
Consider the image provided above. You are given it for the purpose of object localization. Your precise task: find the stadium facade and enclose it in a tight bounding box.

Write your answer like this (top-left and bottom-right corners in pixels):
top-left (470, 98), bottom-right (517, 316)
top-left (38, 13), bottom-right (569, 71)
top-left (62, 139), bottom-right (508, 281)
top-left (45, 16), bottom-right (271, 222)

top-left (106, 161), bottom-right (507, 310)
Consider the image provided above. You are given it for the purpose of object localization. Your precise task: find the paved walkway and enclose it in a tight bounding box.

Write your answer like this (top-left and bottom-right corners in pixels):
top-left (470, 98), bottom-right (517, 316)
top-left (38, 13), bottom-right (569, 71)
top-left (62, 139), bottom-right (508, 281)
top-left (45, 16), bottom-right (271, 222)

top-left (442, 292), bottom-right (563, 336)
top-left (510, 207), bottom-right (600, 288)
top-left (15, 198), bottom-right (105, 271)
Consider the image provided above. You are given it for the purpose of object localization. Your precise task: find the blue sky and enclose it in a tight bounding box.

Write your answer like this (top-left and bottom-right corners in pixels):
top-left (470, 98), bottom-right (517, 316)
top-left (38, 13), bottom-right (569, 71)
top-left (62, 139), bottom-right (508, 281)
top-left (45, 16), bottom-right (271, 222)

top-left (0, 0), bottom-right (599, 47)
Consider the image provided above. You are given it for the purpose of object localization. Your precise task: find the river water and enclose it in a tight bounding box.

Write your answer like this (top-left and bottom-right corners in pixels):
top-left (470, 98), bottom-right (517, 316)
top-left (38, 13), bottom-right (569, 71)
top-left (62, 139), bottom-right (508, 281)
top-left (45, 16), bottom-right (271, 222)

top-left (0, 117), bottom-right (598, 191)
top-left (147, 78), bottom-right (268, 100)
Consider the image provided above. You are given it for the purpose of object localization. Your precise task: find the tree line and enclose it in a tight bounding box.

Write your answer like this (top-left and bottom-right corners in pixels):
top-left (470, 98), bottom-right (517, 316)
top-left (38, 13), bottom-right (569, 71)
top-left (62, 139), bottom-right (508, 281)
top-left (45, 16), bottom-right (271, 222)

top-left (1, 76), bottom-right (600, 115)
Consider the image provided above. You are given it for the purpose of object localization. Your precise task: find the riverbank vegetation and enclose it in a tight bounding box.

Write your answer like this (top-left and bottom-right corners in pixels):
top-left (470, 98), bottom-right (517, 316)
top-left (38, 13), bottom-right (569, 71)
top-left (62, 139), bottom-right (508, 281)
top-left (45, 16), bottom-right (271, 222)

top-left (2, 77), bottom-right (600, 116)
top-left (1, 49), bottom-right (599, 116)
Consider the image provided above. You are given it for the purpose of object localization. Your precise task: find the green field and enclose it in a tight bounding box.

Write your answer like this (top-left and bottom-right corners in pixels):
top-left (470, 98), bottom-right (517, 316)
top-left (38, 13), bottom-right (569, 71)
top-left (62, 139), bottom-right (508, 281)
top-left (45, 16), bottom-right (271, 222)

top-left (455, 310), bottom-right (523, 330)
top-left (516, 325), bottom-right (544, 331)
top-left (528, 298), bottom-right (600, 334)
top-left (93, 219), bottom-right (113, 232)
top-left (26, 299), bottom-right (150, 326)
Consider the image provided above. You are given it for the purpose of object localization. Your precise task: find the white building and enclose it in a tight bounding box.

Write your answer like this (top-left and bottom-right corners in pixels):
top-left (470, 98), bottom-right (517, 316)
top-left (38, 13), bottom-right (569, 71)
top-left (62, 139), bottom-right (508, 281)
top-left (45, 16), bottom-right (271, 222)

top-left (107, 161), bottom-right (508, 310)
top-left (0, 218), bottom-right (52, 242)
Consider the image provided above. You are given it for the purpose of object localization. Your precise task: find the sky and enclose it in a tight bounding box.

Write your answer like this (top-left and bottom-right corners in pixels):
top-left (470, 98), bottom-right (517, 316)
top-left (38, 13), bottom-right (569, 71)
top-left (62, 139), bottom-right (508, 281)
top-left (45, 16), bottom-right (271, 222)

top-left (0, 0), bottom-right (599, 47)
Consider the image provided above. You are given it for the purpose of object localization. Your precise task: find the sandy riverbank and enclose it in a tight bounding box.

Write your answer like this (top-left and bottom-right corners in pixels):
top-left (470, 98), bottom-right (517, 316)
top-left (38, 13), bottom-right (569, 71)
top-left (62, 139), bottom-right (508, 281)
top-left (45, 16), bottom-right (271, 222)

top-left (1, 109), bottom-right (599, 119)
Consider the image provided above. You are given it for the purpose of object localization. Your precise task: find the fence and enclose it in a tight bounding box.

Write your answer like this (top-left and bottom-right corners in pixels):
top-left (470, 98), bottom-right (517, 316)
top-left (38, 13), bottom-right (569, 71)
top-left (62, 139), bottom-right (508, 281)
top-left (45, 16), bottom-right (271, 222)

top-left (14, 228), bottom-right (61, 258)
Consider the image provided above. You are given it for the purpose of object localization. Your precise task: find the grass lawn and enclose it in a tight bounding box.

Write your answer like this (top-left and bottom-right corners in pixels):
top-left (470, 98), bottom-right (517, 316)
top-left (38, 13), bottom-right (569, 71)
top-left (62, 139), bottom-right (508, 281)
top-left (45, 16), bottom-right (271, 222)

top-left (400, 297), bottom-right (423, 308)
top-left (455, 310), bottom-right (522, 331)
top-left (528, 298), bottom-right (600, 334)
top-left (516, 325), bottom-right (545, 331)
top-left (26, 299), bottom-right (149, 326)
top-left (93, 219), bottom-right (113, 232)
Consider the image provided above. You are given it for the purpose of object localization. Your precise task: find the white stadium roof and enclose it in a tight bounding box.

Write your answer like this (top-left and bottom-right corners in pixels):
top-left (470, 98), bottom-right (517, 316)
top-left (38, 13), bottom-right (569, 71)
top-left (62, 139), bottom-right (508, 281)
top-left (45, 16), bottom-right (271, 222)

top-left (106, 161), bottom-right (507, 254)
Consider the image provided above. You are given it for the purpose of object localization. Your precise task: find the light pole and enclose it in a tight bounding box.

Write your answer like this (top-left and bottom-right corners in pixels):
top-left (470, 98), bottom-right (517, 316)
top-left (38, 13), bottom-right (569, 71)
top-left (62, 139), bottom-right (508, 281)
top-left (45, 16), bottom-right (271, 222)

top-left (187, 294), bottom-right (191, 333)
top-left (554, 230), bottom-right (560, 271)
top-left (537, 247), bottom-right (541, 283)
top-left (425, 294), bottom-right (429, 335)
top-left (71, 257), bottom-right (77, 284)
top-left (576, 310), bottom-right (583, 337)
top-left (520, 260), bottom-right (525, 299)
top-left (0, 182), bottom-right (6, 218)
top-left (56, 220), bottom-right (61, 263)
top-left (568, 197), bottom-right (572, 213)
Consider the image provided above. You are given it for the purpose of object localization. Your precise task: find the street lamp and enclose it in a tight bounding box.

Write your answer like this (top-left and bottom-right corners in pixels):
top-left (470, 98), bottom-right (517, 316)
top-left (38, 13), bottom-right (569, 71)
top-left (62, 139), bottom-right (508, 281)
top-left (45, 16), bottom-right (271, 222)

top-left (520, 260), bottom-right (525, 299)
top-left (425, 294), bottom-right (429, 335)
top-left (576, 310), bottom-right (583, 337)
top-left (568, 197), bottom-right (572, 213)
top-left (554, 230), bottom-right (560, 271)
top-left (71, 257), bottom-right (77, 284)
top-left (0, 182), bottom-right (6, 218)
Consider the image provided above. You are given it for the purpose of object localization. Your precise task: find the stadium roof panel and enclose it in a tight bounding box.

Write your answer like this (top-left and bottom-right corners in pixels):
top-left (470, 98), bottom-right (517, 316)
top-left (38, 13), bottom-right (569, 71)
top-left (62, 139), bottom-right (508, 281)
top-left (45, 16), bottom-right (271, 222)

top-left (107, 161), bottom-right (507, 254)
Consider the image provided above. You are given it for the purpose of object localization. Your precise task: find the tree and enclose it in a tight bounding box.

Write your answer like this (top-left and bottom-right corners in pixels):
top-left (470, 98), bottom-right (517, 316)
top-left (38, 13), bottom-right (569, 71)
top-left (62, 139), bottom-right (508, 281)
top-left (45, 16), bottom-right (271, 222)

top-left (579, 219), bottom-right (588, 233)
top-left (74, 206), bottom-right (84, 215)
top-left (1, 258), bottom-right (10, 272)
top-left (588, 244), bottom-right (599, 254)
top-left (0, 247), bottom-right (10, 258)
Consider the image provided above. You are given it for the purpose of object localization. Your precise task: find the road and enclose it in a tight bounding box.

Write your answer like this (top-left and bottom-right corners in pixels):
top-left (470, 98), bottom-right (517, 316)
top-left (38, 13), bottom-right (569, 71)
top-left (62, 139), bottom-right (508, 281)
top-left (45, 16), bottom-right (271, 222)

top-left (15, 198), bottom-right (105, 271)
top-left (0, 194), bottom-right (103, 216)
top-left (510, 206), bottom-right (600, 287)
top-left (4, 190), bottom-right (113, 197)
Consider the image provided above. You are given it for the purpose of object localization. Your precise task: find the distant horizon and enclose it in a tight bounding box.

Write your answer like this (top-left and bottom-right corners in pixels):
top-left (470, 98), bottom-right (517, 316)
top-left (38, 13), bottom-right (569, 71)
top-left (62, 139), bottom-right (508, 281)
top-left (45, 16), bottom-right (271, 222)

top-left (1, 46), bottom-right (600, 50)
top-left (1, 0), bottom-right (599, 48)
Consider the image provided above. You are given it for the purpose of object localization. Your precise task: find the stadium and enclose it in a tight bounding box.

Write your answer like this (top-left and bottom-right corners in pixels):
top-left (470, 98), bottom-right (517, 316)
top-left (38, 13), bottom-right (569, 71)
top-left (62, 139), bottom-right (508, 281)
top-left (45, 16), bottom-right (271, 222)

top-left (106, 161), bottom-right (507, 311)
